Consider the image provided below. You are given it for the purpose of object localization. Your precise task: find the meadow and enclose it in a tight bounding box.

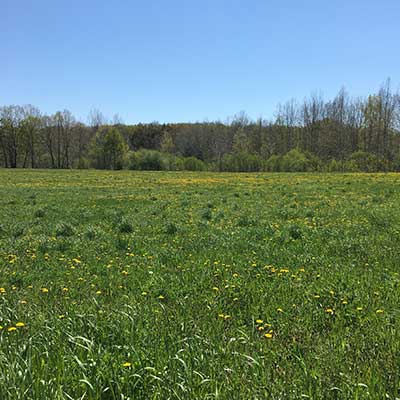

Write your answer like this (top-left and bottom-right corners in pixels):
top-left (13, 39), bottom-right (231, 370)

top-left (0, 169), bottom-right (399, 399)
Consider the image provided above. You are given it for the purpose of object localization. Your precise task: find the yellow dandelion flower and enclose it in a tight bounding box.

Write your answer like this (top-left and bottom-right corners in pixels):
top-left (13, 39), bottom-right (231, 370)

top-left (356, 307), bottom-right (363, 311)
top-left (325, 308), bottom-right (334, 314)
top-left (122, 362), bottom-right (131, 368)
top-left (264, 333), bottom-right (273, 339)
top-left (8, 327), bottom-right (17, 332)
top-left (376, 309), bottom-right (384, 314)
top-left (158, 295), bottom-right (164, 300)
top-left (16, 322), bottom-right (25, 327)
top-left (277, 308), bottom-right (283, 313)
top-left (96, 290), bottom-right (102, 295)
top-left (41, 288), bottom-right (49, 293)
top-left (256, 319), bottom-right (263, 324)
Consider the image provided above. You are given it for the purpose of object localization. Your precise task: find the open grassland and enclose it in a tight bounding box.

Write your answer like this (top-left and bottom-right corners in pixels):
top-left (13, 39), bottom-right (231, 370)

top-left (0, 170), bottom-right (400, 399)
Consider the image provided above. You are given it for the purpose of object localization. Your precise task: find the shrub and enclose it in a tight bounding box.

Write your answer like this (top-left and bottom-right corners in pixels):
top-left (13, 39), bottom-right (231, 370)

top-left (182, 156), bottom-right (206, 171)
top-left (280, 149), bottom-right (319, 172)
top-left (221, 151), bottom-right (263, 172)
top-left (347, 151), bottom-right (386, 172)
top-left (265, 155), bottom-right (282, 172)
top-left (129, 150), bottom-right (167, 171)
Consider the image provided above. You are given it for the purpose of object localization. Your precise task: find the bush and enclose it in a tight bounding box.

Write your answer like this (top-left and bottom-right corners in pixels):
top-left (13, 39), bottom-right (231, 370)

top-left (265, 155), bottom-right (282, 172)
top-left (182, 156), bottom-right (206, 171)
top-left (280, 149), bottom-right (320, 172)
top-left (129, 150), bottom-right (167, 171)
top-left (221, 151), bottom-right (263, 172)
top-left (346, 151), bottom-right (386, 172)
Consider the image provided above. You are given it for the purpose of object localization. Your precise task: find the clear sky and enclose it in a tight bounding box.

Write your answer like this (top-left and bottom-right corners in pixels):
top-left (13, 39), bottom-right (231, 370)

top-left (2, 0), bottom-right (400, 123)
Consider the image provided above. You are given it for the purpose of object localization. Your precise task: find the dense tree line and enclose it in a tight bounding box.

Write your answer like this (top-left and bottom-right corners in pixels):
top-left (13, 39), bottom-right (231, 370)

top-left (1, 80), bottom-right (400, 172)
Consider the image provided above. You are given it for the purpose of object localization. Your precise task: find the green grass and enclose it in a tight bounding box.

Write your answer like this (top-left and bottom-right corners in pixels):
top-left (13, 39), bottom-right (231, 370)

top-left (0, 170), bottom-right (399, 399)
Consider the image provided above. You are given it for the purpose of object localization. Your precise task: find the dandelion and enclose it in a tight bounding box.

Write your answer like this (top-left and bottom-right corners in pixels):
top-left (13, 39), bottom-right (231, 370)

top-left (158, 295), bottom-right (165, 300)
top-left (325, 308), bottom-right (334, 314)
top-left (58, 315), bottom-right (65, 319)
top-left (122, 362), bottom-right (131, 368)
top-left (264, 332), bottom-right (273, 339)
top-left (212, 287), bottom-right (219, 292)
top-left (256, 319), bottom-right (263, 324)
top-left (277, 308), bottom-right (283, 313)
top-left (376, 309), bottom-right (384, 314)
top-left (41, 288), bottom-right (49, 293)
top-left (8, 327), bottom-right (16, 332)
top-left (62, 287), bottom-right (69, 292)
top-left (356, 307), bottom-right (363, 311)
top-left (16, 322), bottom-right (25, 327)
top-left (19, 300), bottom-right (27, 304)
top-left (96, 290), bottom-right (102, 295)
top-left (0, 287), bottom-right (5, 294)
top-left (141, 291), bottom-right (148, 296)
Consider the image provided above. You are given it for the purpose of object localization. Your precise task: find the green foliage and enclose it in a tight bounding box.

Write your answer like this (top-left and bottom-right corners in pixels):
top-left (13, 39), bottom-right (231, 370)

top-left (89, 127), bottom-right (128, 170)
top-left (180, 156), bottom-right (206, 171)
top-left (280, 149), bottom-right (321, 172)
top-left (265, 154), bottom-right (282, 171)
top-left (221, 151), bottom-right (264, 172)
top-left (129, 149), bottom-right (167, 170)
top-left (346, 151), bottom-right (387, 172)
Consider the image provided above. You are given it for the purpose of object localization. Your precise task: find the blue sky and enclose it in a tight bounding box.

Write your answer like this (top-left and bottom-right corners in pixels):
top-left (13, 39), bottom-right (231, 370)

top-left (2, 0), bottom-right (400, 123)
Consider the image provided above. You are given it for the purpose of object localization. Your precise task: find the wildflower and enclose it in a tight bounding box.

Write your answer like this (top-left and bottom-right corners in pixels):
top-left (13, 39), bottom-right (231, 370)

top-left (121, 270), bottom-right (128, 276)
top-left (16, 322), bottom-right (25, 327)
top-left (122, 362), bottom-right (131, 368)
top-left (376, 309), bottom-right (384, 314)
top-left (356, 307), bottom-right (363, 311)
top-left (264, 332), bottom-right (273, 339)
top-left (342, 299), bottom-right (348, 305)
top-left (19, 300), bottom-right (27, 304)
top-left (256, 319), bottom-right (263, 324)
top-left (8, 327), bottom-right (16, 332)
top-left (325, 308), bottom-right (334, 314)
top-left (58, 315), bottom-right (65, 319)
top-left (62, 287), bottom-right (69, 292)
top-left (0, 287), bottom-right (5, 294)
top-left (141, 291), bottom-right (148, 296)
top-left (96, 290), bottom-right (102, 295)
top-left (158, 295), bottom-right (165, 300)
top-left (212, 287), bottom-right (219, 292)
top-left (41, 288), bottom-right (49, 293)
top-left (277, 308), bottom-right (283, 313)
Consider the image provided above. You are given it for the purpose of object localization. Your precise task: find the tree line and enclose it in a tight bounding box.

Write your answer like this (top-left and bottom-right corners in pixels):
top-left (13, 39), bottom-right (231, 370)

top-left (1, 79), bottom-right (400, 172)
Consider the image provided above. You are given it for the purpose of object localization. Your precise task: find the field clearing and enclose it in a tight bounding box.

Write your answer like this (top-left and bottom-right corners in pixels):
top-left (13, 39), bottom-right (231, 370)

top-left (0, 170), bottom-right (400, 399)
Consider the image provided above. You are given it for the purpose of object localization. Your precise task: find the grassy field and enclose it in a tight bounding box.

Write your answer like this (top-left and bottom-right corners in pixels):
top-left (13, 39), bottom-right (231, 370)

top-left (0, 170), bottom-right (399, 399)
